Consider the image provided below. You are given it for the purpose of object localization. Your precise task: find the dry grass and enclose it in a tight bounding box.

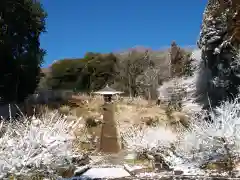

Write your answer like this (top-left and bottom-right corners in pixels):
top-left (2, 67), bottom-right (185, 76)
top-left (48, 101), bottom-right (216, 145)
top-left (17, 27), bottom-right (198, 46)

top-left (69, 94), bottom-right (103, 118)
top-left (68, 95), bottom-right (169, 127)
top-left (51, 95), bottom-right (173, 153)
top-left (115, 103), bottom-right (168, 128)
top-left (30, 94), bottom-right (188, 153)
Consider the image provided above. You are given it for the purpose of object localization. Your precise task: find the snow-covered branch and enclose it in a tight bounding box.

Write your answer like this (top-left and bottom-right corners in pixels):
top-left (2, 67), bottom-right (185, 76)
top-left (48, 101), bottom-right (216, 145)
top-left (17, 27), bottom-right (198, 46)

top-left (121, 125), bottom-right (177, 153)
top-left (0, 111), bottom-right (81, 178)
top-left (122, 96), bottom-right (240, 172)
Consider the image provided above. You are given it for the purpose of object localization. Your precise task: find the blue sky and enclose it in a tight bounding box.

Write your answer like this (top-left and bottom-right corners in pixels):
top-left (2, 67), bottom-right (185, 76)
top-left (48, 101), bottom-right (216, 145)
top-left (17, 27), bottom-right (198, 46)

top-left (40, 0), bottom-right (207, 67)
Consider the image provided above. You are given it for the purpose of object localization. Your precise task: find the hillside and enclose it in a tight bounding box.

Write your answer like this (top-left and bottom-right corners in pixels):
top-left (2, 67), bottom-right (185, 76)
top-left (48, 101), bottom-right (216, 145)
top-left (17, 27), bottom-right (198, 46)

top-left (40, 43), bottom-right (194, 99)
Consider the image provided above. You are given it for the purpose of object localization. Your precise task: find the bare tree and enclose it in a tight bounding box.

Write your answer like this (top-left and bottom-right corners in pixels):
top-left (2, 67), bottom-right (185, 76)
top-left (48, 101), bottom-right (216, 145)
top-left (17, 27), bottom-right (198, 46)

top-left (169, 41), bottom-right (190, 77)
top-left (114, 48), bottom-right (172, 98)
top-left (116, 50), bottom-right (150, 97)
top-left (136, 66), bottom-right (160, 100)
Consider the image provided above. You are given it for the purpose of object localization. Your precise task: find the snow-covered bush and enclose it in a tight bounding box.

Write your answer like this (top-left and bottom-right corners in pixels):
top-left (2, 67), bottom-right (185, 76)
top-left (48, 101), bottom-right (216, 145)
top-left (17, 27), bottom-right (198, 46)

top-left (121, 125), bottom-right (177, 153)
top-left (0, 110), bottom-right (81, 178)
top-left (121, 125), bottom-right (189, 170)
top-left (157, 74), bottom-right (202, 116)
top-left (122, 96), bottom-right (240, 172)
top-left (157, 78), bottom-right (184, 102)
top-left (177, 97), bottom-right (240, 167)
top-left (157, 49), bottom-right (203, 115)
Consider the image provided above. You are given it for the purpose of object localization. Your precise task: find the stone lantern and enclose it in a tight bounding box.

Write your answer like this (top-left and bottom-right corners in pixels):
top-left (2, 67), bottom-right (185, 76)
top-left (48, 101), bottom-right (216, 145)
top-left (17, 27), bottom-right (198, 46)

top-left (93, 84), bottom-right (123, 153)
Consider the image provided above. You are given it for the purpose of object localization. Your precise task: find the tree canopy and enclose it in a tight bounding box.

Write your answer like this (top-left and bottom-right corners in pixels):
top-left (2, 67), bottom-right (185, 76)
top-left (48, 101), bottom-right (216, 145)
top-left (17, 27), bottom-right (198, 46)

top-left (41, 44), bottom-right (193, 98)
top-left (45, 53), bottom-right (118, 92)
top-left (0, 0), bottom-right (47, 102)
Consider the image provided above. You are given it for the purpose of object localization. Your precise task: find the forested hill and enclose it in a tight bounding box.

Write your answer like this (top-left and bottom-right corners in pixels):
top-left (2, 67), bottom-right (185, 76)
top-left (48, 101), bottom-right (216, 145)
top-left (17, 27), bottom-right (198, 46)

top-left (39, 42), bottom-right (194, 99)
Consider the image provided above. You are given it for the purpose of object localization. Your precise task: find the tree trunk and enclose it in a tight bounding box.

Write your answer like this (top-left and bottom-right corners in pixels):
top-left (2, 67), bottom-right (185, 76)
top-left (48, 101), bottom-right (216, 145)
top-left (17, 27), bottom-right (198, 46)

top-left (128, 72), bottom-right (132, 98)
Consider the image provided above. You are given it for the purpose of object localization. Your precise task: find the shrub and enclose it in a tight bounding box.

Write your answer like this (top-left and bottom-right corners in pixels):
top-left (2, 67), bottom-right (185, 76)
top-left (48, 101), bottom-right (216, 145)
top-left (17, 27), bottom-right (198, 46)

top-left (0, 111), bottom-right (81, 179)
top-left (121, 125), bottom-right (177, 155)
top-left (59, 105), bottom-right (71, 115)
top-left (157, 49), bottom-right (203, 116)
top-left (176, 97), bottom-right (240, 170)
top-left (122, 97), bottom-right (240, 174)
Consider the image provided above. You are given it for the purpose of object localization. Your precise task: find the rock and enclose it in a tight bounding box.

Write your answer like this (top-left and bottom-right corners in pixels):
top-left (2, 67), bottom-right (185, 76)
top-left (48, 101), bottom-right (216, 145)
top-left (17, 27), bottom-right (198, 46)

top-left (136, 172), bottom-right (162, 179)
top-left (74, 165), bottom-right (91, 176)
top-left (141, 117), bottom-right (159, 126)
top-left (123, 164), bottom-right (151, 175)
top-left (57, 165), bottom-right (76, 178)
top-left (233, 162), bottom-right (240, 177)
top-left (232, 170), bottom-right (240, 178)
top-left (72, 154), bottom-right (90, 166)
top-left (153, 153), bottom-right (171, 171)
top-left (173, 170), bottom-right (183, 175)
top-left (56, 154), bottom-right (91, 178)
top-left (88, 155), bottom-right (104, 165)
top-left (173, 164), bottom-right (205, 176)
top-left (59, 167), bottom-right (131, 180)
top-left (124, 152), bottom-right (137, 161)
top-left (81, 167), bottom-right (131, 179)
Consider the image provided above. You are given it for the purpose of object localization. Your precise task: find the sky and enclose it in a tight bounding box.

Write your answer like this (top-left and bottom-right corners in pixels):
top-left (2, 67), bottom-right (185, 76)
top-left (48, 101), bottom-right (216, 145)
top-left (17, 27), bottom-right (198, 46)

top-left (40, 0), bottom-right (208, 67)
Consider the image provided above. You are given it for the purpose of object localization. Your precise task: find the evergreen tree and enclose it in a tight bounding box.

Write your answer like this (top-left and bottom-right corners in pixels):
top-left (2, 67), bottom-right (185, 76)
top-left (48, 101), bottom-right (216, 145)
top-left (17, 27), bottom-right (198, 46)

top-left (0, 0), bottom-right (47, 102)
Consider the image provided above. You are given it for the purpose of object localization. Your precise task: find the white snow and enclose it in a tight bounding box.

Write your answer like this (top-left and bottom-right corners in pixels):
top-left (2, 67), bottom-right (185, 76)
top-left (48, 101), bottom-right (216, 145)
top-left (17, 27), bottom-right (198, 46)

top-left (0, 110), bottom-right (81, 178)
top-left (81, 167), bottom-right (131, 179)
